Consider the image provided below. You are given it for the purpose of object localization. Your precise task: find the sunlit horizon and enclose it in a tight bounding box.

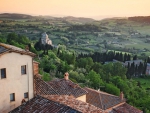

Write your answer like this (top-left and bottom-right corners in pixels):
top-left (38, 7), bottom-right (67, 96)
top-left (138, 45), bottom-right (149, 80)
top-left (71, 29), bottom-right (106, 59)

top-left (0, 0), bottom-right (150, 20)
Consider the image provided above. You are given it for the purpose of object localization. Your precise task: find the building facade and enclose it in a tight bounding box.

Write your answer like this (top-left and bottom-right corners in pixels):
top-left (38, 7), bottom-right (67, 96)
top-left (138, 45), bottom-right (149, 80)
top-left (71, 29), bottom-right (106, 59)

top-left (0, 43), bottom-right (35, 112)
top-left (146, 63), bottom-right (150, 75)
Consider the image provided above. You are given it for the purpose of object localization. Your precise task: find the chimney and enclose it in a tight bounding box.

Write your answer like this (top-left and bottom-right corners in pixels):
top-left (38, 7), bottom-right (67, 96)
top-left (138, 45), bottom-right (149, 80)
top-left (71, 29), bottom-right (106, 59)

top-left (64, 72), bottom-right (69, 80)
top-left (120, 91), bottom-right (124, 101)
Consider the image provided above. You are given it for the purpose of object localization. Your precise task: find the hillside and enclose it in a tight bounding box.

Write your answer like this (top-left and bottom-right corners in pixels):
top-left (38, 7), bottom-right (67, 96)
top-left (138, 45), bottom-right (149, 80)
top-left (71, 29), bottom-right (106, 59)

top-left (128, 16), bottom-right (150, 23)
top-left (0, 13), bottom-right (95, 23)
top-left (63, 16), bottom-right (95, 23)
top-left (0, 13), bottom-right (33, 19)
top-left (1, 14), bottom-right (150, 57)
top-left (1, 13), bottom-right (150, 111)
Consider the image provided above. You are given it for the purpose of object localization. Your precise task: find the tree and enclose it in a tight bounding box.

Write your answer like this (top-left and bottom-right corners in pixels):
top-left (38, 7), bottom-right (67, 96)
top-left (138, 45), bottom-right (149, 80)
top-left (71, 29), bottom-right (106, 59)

top-left (105, 83), bottom-right (120, 96)
top-left (86, 70), bottom-right (103, 88)
top-left (112, 62), bottom-right (127, 79)
top-left (91, 62), bottom-right (103, 74)
top-left (130, 62), bottom-right (135, 76)
top-left (77, 57), bottom-right (94, 72)
top-left (133, 55), bottom-right (137, 60)
top-left (127, 54), bottom-right (131, 61)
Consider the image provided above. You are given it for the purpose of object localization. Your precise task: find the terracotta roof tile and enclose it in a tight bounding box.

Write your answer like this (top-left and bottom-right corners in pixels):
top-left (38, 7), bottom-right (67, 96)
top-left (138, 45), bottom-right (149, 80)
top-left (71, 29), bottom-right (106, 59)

top-left (0, 43), bottom-right (36, 57)
top-left (43, 95), bottom-right (104, 113)
top-left (84, 87), bottom-right (125, 110)
top-left (9, 95), bottom-right (81, 113)
top-left (47, 78), bottom-right (88, 98)
top-left (111, 103), bottom-right (143, 113)
top-left (34, 75), bottom-right (58, 95)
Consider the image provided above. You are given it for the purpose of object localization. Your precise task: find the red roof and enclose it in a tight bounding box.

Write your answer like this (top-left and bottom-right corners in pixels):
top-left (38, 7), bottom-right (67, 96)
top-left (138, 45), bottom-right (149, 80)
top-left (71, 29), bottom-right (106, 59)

top-left (34, 75), bottom-right (58, 95)
top-left (43, 95), bottom-right (104, 113)
top-left (47, 78), bottom-right (88, 98)
top-left (84, 87), bottom-right (125, 110)
top-left (112, 103), bottom-right (143, 113)
top-left (9, 95), bottom-right (81, 113)
top-left (84, 87), bottom-right (142, 113)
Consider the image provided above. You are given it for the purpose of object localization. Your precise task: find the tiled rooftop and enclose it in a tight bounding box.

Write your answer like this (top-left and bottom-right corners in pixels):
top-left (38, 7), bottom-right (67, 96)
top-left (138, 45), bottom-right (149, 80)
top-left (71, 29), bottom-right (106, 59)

top-left (47, 78), bottom-right (88, 98)
top-left (0, 45), bottom-right (9, 54)
top-left (84, 87), bottom-right (125, 110)
top-left (9, 95), bottom-right (81, 113)
top-left (0, 43), bottom-right (35, 57)
top-left (43, 95), bottom-right (103, 113)
top-left (111, 103), bottom-right (143, 113)
top-left (34, 74), bottom-right (58, 95)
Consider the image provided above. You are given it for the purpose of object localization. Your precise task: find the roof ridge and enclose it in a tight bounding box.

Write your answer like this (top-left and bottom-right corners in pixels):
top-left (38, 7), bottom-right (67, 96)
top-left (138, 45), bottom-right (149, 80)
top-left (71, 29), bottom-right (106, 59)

top-left (0, 43), bottom-right (10, 49)
top-left (124, 103), bottom-right (143, 112)
top-left (69, 79), bottom-right (88, 93)
top-left (34, 74), bottom-right (59, 95)
top-left (44, 79), bottom-right (59, 94)
top-left (42, 95), bottom-right (103, 113)
top-left (0, 43), bottom-right (36, 57)
top-left (85, 87), bottom-right (120, 98)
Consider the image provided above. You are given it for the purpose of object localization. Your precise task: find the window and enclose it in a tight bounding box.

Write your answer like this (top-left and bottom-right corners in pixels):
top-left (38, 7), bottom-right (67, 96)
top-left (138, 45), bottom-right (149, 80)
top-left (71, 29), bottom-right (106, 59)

top-left (21, 65), bottom-right (26, 75)
top-left (24, 92), bottom-right (28, 98)
top-left (1, 68), bottom-right (6, 79)
top-left (10, 93), bottom-right (15, 101)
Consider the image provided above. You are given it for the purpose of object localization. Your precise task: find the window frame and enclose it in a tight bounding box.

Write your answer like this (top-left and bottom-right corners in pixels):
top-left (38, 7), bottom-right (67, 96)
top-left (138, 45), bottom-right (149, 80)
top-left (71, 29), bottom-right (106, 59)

top-left (0, 68), bottom-right (6, 79)
top-left (21, 65), bottom-right (26, 75)
top-left (10, 93), bottom-right (15, 102)
top-left (24, 92), bottom-right (28, 99)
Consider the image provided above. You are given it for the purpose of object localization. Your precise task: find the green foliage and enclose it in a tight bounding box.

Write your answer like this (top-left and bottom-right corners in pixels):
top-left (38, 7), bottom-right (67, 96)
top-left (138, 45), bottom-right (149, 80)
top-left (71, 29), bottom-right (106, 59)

top-left (69, 71), bottom-right (85, 83)
top-left (103, 62), bottom-right (127, 81)
top-left (105, 83), bottom-right (120, 96)
top-left (77, 57), bottom-right (94, 72)
top-left (1, 16), bottom-right (150, 112)
top-left (0, 34), bottom-right (6, 43)
top-left (86, 70), bottom-right (103, 88)
top-left (111, 76), bottom-right (130, 95)
top-left (59, 50), bottom-right (76, 65)
top-left (7, 33), bottom-right (30, 45)
top-left (42, 72), bottom-right (51, 81)
top-left (39, 69), bottom-right (51, 81)
top-left (91, 62), bottom-right (103, 74)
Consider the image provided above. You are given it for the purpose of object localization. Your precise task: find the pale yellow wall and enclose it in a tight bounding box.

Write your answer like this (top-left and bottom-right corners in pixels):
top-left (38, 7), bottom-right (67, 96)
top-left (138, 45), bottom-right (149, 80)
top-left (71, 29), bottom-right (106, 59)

top-left (0, 52), bottom-right (34, 113)
top-left (76, 95), bottom-right (86, 102)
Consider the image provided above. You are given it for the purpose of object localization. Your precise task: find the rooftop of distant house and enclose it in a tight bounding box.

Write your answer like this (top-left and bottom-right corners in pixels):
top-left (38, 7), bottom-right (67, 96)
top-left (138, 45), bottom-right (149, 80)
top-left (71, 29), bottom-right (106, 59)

top-left (47, 77), bottom-right (88, 98)
top-left (111, 103), bottom-right (143, 113)
top-left (125, 60), bottom-right (143, 64)
top-left (43, 95), bottom-right (103, 113)
top-left (84, 87), bottom-right (143, 113)
top-left (0, 43), bottom-right (35, 57)
top-left (34, 73), bottom-right (87, 98)
top-left (84, 87), bottom-right (125, 110)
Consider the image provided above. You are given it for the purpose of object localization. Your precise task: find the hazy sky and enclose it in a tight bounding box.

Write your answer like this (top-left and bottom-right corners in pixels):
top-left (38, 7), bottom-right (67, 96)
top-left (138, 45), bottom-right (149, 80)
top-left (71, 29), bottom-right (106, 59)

top-left (0, 0), bottom-right (150, 19)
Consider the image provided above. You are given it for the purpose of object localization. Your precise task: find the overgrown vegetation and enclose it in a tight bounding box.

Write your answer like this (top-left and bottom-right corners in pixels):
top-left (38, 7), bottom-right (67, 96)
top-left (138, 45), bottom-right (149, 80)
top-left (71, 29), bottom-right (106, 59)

top-left (1, 14), bottom-right (150, 112)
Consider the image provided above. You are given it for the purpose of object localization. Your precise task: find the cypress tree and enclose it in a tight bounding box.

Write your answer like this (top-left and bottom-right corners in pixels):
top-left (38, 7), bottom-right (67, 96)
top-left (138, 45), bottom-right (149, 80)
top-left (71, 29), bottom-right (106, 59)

top-left (127, 54), bottom-right (131, 61)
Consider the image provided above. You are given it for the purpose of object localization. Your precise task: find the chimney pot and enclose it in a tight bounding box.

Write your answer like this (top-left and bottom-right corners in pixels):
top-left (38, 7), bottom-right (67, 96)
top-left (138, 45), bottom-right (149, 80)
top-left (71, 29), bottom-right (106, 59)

top-left (120, 91), bottom-right (124, 101)
top-left (64, 72), bottom-right (69, 80)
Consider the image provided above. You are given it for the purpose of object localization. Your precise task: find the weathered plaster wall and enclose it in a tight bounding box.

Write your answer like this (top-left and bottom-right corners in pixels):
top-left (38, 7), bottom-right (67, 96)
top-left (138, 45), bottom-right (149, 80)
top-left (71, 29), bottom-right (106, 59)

top-left (0, 52), bottom-right (34, 113)
top-left (76, 95), bottom-right (86, 102)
